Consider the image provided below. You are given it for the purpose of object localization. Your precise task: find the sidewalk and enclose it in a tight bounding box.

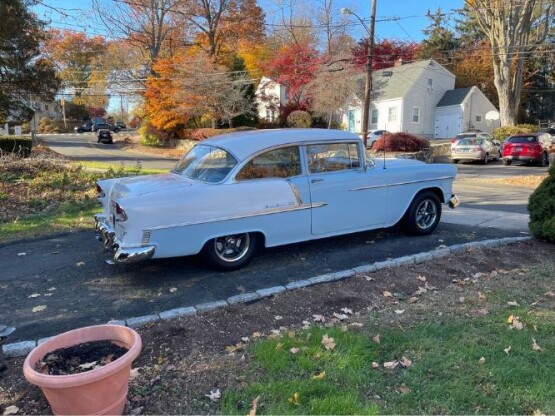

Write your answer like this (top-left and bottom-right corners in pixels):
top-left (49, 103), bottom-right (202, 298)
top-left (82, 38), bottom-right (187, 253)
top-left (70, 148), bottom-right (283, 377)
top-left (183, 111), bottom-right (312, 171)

top-left (442, 206), bottom-right (529, 232)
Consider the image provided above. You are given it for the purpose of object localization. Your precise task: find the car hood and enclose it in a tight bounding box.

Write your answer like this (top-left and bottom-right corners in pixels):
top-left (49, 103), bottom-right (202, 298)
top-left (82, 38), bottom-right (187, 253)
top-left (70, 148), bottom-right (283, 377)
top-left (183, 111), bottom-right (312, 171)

top-left (110, 173), bottom-right (193, 199)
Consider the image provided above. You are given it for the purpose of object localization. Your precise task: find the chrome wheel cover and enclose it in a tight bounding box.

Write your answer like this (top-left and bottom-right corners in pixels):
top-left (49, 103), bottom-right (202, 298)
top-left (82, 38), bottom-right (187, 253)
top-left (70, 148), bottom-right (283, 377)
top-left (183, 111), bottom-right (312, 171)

top-left (214, 233), bottom-right (250, 263)
top-left (415, 199), bottom-right (438, 230)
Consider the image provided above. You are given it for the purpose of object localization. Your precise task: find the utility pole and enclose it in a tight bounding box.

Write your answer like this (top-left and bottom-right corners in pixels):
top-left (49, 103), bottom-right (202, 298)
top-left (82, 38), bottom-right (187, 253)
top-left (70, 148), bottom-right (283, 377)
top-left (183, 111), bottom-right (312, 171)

top-left (341, 1), bottom-right (377, 148)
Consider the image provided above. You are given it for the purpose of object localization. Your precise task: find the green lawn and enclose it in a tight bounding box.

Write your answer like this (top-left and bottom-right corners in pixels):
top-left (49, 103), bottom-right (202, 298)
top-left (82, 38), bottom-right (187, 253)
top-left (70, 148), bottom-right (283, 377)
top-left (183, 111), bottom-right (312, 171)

top-left (222, 266), bottom-right (555, 415)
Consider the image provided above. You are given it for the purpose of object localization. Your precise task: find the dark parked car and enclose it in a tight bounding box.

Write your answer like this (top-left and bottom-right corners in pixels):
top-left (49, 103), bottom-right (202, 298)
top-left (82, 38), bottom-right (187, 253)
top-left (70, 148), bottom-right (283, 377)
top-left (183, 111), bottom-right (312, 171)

top-left (502, 133), bottom-right (553, 167)
top-left (114, 121), bottom-right (126, 130)
top-left (96, 129), bottom-right (113, 144)
top-left (74, 122), bottom-right (93, 133)
top-left (92, 123), bottom-right (119, 133)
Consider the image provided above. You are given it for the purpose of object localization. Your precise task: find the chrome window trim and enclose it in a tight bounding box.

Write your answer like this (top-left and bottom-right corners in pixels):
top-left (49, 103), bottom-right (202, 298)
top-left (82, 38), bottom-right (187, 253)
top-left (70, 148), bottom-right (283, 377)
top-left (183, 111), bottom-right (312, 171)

top-left (305, 141), bottom-right (364, 175)
top-left (146, 202), bottom-right (327, 231)
top-left (232, 144), bottom-right (303, 182)
top-left (173, 144), bottom-right (240, 185)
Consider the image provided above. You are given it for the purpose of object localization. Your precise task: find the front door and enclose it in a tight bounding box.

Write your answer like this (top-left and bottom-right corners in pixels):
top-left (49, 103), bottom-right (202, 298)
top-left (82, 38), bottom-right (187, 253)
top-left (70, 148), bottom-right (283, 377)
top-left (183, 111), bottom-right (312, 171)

top-left (348, 110), bottom-right (356, 132)
top-left (306, 142), bottom-right (388, 235)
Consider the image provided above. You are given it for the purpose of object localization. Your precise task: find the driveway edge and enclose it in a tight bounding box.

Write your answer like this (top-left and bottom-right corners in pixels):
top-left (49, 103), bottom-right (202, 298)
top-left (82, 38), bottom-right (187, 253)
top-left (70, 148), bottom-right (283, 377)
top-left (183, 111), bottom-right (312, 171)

top-left (2, 236), bottom-right (531, 358)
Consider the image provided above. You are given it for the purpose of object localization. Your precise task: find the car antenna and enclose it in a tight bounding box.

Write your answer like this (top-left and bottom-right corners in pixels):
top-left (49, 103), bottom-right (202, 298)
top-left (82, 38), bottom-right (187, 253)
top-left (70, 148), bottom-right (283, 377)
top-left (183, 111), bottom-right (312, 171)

top-left (383, 136), bottom-right (387, 169)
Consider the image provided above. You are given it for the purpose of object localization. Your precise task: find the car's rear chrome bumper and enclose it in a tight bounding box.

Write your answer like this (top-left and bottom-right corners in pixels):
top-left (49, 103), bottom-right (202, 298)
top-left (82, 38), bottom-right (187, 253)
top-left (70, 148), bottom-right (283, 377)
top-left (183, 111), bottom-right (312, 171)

top-left (94, 214), bottom-right (155, 263)
top-left (448, 195), bottom-right (460, 209)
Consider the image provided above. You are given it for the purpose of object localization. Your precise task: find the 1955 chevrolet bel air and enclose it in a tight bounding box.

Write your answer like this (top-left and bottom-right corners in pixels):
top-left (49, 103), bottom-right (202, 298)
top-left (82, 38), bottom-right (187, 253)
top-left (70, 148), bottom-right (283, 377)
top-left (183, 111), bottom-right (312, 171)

top-left (94, 129), bottom-right (459, 270)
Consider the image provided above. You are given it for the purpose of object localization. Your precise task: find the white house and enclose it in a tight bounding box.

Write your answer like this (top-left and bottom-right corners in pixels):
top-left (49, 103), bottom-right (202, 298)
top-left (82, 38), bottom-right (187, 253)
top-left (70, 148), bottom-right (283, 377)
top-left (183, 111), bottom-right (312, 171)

top-left (343, 59), bottom-right (499, 139)
top-left (254, 77), bottom-right (289, 123)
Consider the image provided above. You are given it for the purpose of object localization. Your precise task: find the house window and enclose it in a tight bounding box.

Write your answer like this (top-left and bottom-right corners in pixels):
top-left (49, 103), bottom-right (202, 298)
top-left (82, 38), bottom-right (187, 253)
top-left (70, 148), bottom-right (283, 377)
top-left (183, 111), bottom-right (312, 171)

top-left (265, 109), bottom-right (271, 121)
top-left (283, 89), bottom-right (289, 101)
top-left (265, 109), bottom-right (276, 122)
top-left (428, 78), bottom-right (433, 87)
top-left (371, 109), bottom-right (378, 124)
top-left (475, 115), bottom-right (482, 123)
top-left (44, 104), bottom-right (49, 111)
top-left (388, 107), bottom-right (397, 123)
top-left (412, 107), bottom-right (420, 123)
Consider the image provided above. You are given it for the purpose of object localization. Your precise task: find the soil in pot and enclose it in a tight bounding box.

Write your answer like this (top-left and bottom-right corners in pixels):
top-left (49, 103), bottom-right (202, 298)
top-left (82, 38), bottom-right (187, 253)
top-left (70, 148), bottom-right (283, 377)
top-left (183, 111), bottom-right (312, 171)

top-left (35, 341), bottom-right (128, 375)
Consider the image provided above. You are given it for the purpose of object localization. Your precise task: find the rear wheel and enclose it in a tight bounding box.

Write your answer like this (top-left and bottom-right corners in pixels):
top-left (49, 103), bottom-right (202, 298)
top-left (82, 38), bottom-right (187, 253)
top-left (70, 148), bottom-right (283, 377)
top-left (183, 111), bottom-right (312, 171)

top-left (452, 159), bottom-right (459, 164)
top-left (483, 153), bottom-right (489, 164)
top-left (203, 232), bottom-right (259, 271)
top-left (402, 191), bottom-right (442, 236)
top-left (503, 159), bottom-right (512, 166)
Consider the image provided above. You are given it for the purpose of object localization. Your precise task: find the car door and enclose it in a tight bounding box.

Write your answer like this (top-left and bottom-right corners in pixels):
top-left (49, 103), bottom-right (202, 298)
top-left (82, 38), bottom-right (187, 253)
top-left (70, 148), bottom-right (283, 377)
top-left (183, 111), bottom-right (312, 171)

top-left (306, 141), bottom-right (388, 235)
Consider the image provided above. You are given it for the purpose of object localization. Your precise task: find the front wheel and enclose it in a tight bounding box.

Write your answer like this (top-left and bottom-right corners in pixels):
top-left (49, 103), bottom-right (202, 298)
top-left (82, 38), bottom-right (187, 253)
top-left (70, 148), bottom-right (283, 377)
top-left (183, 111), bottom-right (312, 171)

top-left (402, 192), bottom-right (442, 236)
top-left (503, 159), bottom-right (512, 166)
top-left (483, 153), bottom-right (489, 164)
top-left (203, 232), bottom-right (259, 271)
top-left (540, 152), bottom-right (548, 167)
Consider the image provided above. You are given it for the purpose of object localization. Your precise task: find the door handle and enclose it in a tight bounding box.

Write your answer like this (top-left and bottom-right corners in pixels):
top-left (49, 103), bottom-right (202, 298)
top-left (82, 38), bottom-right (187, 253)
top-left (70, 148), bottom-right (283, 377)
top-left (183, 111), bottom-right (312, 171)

top-left (311, 178), bottom-right (324, 183)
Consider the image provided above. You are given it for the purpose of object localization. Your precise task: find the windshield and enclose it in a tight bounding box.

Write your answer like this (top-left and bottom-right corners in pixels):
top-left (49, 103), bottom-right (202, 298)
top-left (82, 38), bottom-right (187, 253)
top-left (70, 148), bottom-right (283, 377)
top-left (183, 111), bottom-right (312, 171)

top-left (457, 138), bottom-right (484, 146)
top-left (172, 145), bottom-right (237, 183)
top-left (506, 136), bottom-right (538, 144)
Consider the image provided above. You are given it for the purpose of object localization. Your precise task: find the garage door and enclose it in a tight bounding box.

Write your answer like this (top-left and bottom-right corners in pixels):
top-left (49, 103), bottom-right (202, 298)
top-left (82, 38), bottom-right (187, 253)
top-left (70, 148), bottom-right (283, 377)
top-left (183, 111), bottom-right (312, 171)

top-left (435, 114), bottom-right (461, 139)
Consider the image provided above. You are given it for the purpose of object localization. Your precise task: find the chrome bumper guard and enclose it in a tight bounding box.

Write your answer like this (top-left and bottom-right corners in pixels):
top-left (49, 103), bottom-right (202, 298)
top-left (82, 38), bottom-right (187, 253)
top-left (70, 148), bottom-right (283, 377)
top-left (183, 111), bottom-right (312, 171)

top-left (448, 195), bottom-right (460, 209)
top-left (94, 214), bottom-right (155, 264)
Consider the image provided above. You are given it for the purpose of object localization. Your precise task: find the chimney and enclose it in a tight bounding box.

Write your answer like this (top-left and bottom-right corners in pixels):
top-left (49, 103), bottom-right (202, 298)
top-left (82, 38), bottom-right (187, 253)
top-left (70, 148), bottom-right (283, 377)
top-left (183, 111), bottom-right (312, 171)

top-left (394, 58), bottom-right (404, 67)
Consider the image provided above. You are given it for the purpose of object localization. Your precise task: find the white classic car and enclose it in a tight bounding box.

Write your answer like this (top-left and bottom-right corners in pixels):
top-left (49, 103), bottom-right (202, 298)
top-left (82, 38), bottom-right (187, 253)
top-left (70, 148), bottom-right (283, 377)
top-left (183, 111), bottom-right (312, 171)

top-left (95, 129), bottom-right (459, 270)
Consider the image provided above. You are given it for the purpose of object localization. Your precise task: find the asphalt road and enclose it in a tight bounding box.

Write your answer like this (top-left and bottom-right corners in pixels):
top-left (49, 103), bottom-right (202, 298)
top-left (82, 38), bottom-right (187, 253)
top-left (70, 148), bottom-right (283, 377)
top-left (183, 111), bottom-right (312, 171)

top-left (0, 223), bottom-right (522, 342)
top-left (39, 132), bottom-right (179, 170)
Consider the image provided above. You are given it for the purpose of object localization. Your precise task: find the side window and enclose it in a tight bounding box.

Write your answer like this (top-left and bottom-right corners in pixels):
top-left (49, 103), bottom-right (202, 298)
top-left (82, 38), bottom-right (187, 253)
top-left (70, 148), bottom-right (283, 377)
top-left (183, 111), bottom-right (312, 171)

top-left (307, 142), bottom-right (360, 174)
top-left (236, 146), bottom-right (301, 181)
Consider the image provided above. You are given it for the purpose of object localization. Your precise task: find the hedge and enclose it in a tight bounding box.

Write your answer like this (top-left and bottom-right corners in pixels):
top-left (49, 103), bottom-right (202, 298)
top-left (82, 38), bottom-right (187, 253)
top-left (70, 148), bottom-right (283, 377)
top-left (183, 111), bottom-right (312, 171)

top-left (0, 135), bottom-right (32, 157)
top-left (492, 124), bottom-right (536, 141)
top-left (372, 132), bottom-right (430, 152)
top-left (528, 165), bottom-right (555, 243)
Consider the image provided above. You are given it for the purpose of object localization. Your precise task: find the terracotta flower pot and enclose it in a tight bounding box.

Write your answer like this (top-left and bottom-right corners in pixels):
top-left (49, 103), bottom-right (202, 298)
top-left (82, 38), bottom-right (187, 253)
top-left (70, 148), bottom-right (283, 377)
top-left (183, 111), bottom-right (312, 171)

top-left (23, 325), bottom-right (142, 415)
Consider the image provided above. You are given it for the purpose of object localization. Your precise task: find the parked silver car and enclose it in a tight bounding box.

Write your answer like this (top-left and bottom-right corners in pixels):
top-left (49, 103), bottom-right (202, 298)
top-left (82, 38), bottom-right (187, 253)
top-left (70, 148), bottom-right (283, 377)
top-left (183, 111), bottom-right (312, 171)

top-left (451, 136), bottom-right (501, 164)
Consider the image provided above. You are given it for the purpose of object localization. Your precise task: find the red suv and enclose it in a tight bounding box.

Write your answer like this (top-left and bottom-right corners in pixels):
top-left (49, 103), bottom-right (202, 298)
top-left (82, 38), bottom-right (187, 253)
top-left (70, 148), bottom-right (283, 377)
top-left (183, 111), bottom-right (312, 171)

top-left (502, 133), bottom-right (553, 167)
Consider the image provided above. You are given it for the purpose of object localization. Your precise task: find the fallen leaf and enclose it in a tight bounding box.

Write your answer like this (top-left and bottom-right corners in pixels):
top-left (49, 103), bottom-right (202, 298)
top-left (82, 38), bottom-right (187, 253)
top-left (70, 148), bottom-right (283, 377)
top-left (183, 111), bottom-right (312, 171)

top-left (275, 343), bottom-right (284, 351)
top-left (372, 334), bottom-right (380, 344)
top-left (511, 316), bottom-right (524, 330)
top-left (288, 392), bottom-right (301, 406)
top-left (400, 356), bottom-right (412, 368)
top-left (341, 307), bottom-right (353, 315)
top-left (476, 308), bottom-right (489, 315)
top-left (28, 293), bottom-right (40, 298)
top-left (333, 312), bottom-right (349, 321)
top-left (414, 287), bottom-right (427, 296)
top-left (459, 297), bottom-right (466, 303)
top-left (289, 347), bottom-right (300, 354)
top-left (129, 367), bottom-right (141, 381)
top-left (472, 272), bottom-right (484, 279)
top-left (226, 342), bottom-right (246, 353)
top-left (394, 309), bottom-right (405, 315)
top-left (371, 362), bottom-right (380, 369)
top-left (544, 291), bottom-right (555, 299)
top-left (504, 346), bottom-right (511, 355)
top-left (507, 314), bottom-right (514, 324)
top-left (17, 252), bottom-right (26, 257)
top-left (78, 361), bottom-right (98, 370)
top-left (321, 334), bottom-right (336, 350)
top-left (364, 275), bottom-right (375, 281)
top-left (3, 406), bottom-right (19, 415)
top-left (416, 275), bottom-right (426, 282)
top-left (251, 331), bottom-right (262, 338)
top-left (479, 357), bottom-right (486, 364)
top-left (157, 355), bottom-right (165, 365)
top-left (507, 301), bottom-right (520, 307)
top-left (76, 261), bottom-right (85, 267)
top-left (478, 292), bottom-right (486, 301)
top-left (130, 406), bottom-right (144, 415)
top-left (274, 315), bottom-right (283, 321)
top-left (169, 287), bottom-right (177, 293)
top-left (247, 396), bottom-right (260, 416)
top-left (532, 409), bottom-right (546, 416)
top-left (383, 291), bottom-right (393, 297)
top-left (408, 296), bottom-right (419, 303)
top-left (532, 338), bottom-right (542, 352)
top-left (313, 314), bottom-right (325, 322)
top-left (205, 389), bottom-right (221, 402)
top-left (384, 361), bottom-right (399, 370)
top-left (241, 337), bottom-right (250, 343)
top-left (399, 384), bottom-right (411, 394)
top-left (32, 305), bottom-right (47, 313)
top-left (349, 322), bottom-right (363, 327)
top-left (312, 371), bottom-right (326, 380)
top-left (270, 329), bottom-right (281, 336)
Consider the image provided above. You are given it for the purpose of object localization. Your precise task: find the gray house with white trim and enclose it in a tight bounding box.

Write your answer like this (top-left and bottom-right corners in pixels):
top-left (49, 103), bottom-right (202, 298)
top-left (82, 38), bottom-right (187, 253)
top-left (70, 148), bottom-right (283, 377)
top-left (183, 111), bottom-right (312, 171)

top-left (342, 59), bottom-right (499, 139)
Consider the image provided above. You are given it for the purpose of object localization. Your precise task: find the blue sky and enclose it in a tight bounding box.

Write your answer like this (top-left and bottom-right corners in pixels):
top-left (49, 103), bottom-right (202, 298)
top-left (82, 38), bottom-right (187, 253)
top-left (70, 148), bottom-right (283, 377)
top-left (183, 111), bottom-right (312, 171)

top-left (36, 0), bottom-right (465, 43)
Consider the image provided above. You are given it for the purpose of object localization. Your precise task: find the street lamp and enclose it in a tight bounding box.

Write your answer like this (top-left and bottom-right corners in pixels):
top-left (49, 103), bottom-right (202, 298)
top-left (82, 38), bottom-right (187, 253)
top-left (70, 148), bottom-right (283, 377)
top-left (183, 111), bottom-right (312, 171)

top-left (341, 3), bottom-right (377, 148)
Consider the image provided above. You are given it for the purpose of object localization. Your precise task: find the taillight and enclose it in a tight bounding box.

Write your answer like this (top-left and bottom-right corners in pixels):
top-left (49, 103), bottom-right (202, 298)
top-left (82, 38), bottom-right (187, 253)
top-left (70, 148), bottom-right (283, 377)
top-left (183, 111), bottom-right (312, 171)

top-left (111, 201), bottom-right (128, 222)
top-left (96, 184), bottom-right (105, 198)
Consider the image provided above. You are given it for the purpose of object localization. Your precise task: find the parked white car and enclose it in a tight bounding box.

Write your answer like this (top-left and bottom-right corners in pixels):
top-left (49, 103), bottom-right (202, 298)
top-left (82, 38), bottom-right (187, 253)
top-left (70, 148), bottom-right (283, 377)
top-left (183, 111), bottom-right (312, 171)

top-left (95, 129), bottom-right (459, 270)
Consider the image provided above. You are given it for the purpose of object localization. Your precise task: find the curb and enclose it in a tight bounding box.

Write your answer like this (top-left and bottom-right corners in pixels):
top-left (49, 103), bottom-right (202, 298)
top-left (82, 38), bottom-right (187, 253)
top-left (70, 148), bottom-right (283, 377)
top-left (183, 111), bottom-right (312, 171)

top-left (2, 236), bottom-right (531, 358)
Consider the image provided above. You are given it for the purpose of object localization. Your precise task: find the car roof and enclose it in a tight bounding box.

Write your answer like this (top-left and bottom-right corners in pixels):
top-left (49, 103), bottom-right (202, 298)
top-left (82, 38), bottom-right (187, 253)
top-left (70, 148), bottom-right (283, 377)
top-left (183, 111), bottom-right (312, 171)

top-left (510, 133), bottom-right (541, 137)
top-left (203, 129), bottom-right (362, 161)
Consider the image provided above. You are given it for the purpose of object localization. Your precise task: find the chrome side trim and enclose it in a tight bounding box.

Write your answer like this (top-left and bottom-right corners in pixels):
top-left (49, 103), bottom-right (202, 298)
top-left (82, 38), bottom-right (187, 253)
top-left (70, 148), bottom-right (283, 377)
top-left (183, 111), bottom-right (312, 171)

top-left (349, 176), bottom-right (455, 192)
top-left (289, 182), bottom-right (303, 204)
top-left (146, 202), bottom-right (327, 231)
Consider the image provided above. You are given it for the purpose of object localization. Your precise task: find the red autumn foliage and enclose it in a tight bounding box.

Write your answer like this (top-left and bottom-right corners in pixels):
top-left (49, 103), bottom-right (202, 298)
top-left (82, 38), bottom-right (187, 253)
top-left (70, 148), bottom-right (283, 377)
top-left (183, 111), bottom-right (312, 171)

top-left (372, 132), bottom-right (430, 152)
top-left (352, 39), bottom-right (421, 70)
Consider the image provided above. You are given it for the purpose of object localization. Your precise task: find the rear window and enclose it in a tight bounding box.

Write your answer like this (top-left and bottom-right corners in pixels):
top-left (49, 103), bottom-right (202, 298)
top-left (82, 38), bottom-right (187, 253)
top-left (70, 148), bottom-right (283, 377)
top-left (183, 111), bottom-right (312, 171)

top-left (455, 133), bottom-right (477, 140)
top-left (457, 138), bottom-right (484, 146)
top-left (506, 136), bottom-right (538, 144)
